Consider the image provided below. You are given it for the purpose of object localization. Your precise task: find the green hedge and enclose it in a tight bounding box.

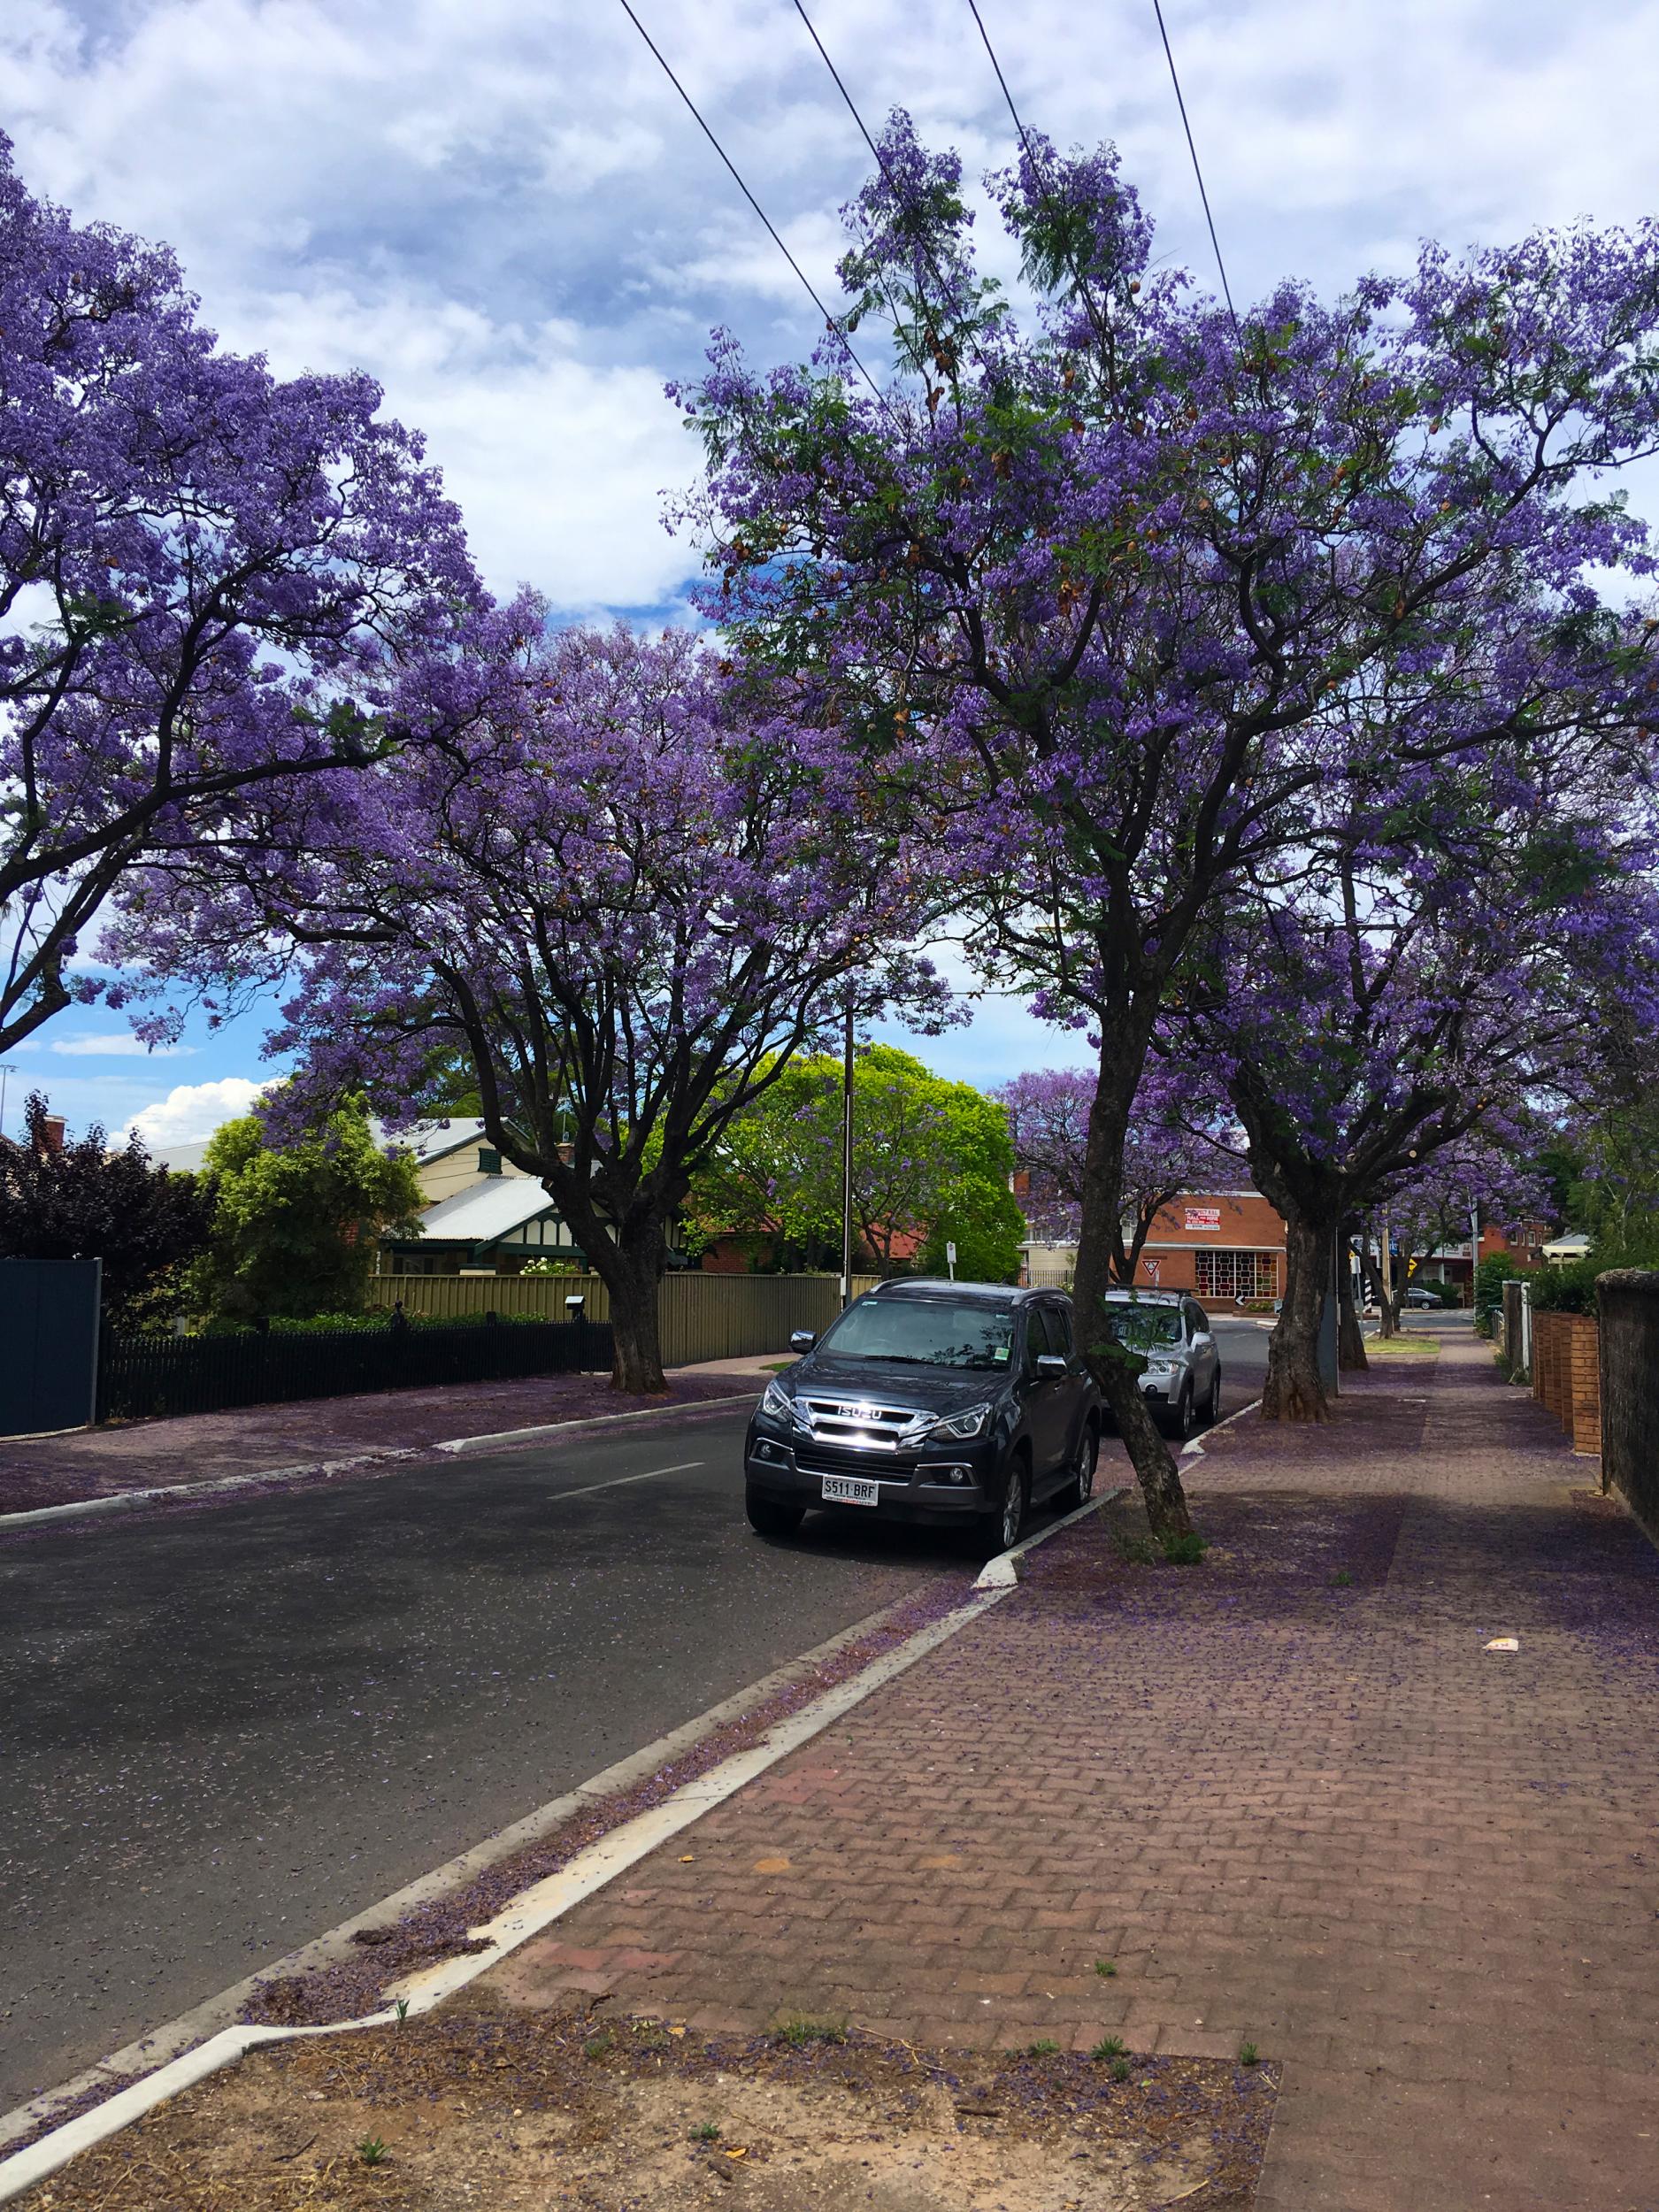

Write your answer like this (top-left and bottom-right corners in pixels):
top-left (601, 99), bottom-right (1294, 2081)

top-left (198, 1308), bottom-right (546, 1336)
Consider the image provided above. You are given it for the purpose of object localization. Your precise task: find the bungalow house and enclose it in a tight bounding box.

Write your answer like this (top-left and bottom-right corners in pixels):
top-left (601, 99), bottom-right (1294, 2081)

top-left (150, 1114), bottom-right (584, 1279)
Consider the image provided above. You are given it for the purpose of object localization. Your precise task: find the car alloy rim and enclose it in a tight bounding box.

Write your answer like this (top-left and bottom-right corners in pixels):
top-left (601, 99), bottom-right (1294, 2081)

top-left (1001, 1474), bottom-right (1023, 1549)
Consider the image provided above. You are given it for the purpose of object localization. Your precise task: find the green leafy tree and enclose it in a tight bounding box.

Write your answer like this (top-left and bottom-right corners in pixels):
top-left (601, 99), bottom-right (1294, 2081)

top-left (193, 1099), bottom-right (424, 1321)
top-left (686, 1045), bottom-right (1023, 1282)
top-left (0, 1091), bottom-right (214, 1325)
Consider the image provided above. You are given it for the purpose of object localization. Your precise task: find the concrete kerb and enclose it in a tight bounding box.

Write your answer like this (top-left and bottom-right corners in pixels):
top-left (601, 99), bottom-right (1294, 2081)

top-left (972, 1484), bottom-right (1125, 1589)
top-left (1179, 1395), bottom-right (1264, 1463)
top-left (0, 1580), bottom-right (1012, 2204)
top-left (0, 1393), bottom-right (759, 1533)
top-left (0, 1582), bottom-right (923, 2162)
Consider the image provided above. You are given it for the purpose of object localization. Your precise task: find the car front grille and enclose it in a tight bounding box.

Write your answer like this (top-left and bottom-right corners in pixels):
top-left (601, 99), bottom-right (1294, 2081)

top-left (795, 1394), bottom-right (934, 1454)
top-left (794, 1448), bottom-right (918, 1484)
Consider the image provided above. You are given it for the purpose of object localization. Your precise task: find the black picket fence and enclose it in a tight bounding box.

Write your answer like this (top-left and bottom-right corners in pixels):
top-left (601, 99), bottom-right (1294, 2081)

top-left (96, 1316), bottom-right (613, 1423)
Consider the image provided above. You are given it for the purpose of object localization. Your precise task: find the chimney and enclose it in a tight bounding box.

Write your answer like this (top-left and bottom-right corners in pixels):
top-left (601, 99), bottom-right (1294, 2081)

top-left (36, 1114), bottom-right (66, 1156)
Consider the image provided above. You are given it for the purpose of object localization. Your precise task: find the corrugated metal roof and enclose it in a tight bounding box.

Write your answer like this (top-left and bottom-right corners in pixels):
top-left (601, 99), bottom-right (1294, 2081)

top-left (417, 1177), bottom-right (557, 1244)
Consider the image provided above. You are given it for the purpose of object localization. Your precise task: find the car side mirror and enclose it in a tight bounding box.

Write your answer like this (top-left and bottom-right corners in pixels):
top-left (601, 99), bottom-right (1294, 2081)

top-left (1034, 1353), bottom-right (1069, 1379)
top-left (789, 1330), bottom-right (818, 1353)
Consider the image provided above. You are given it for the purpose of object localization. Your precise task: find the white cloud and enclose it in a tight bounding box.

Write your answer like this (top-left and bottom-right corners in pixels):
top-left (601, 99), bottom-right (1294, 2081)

top-left (50, 1033), bottom-right (195, 1058)
top-left (7, 0), bottom-right (1659, 623)
top-left (126, 1077), bottom-right (269, 1148)
top-left (228, 285), bottom-right (698, 610)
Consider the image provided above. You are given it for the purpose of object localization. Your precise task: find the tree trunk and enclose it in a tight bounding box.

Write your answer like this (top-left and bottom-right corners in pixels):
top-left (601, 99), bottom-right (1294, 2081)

top-left (1263, 1210), bottom-right (1333, 1421)
top-left (1071, 1041), bottom-right (1194, 1539)
top-left (590, 1229), bottom-right (669, 1394)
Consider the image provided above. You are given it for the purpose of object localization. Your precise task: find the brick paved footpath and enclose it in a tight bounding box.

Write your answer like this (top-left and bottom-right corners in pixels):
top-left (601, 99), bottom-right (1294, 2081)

top-left (486, 1335), bottom-right (1659, 2211)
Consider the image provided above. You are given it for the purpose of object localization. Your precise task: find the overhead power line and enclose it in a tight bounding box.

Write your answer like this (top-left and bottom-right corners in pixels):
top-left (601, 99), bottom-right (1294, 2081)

top-left (612, 0), bottom-right (889, 408)
top-left (962, 0), bottom-right (1115, 357)
top-left (1149, 0), bottom-right (1240, 333)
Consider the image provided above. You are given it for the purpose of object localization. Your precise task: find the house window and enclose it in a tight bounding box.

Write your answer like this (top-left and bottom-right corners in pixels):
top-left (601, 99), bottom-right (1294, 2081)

top-left (477, 1147), bottom-right (502, 1176)
top-left (1194, 1248), bottom-right (1279, 1301)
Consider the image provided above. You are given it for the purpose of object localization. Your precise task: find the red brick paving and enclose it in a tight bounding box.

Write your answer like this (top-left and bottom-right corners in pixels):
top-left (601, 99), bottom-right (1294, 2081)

top-left (486, 1336), bottom-right (1659, 2210)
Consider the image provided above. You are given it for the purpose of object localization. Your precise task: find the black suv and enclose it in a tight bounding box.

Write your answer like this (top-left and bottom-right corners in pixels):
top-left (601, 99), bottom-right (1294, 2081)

top-left (743, 1279), bottom-right (1102, 1553)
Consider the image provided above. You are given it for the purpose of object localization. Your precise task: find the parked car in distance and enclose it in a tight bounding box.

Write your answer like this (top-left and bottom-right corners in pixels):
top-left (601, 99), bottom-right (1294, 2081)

top-left (1403, 1284), bottom-right (1443, 1309)
top-left (743, 1279), bottom-right (1101, 1555)
top-left (1099, 1289), bottom-right (1222, 1440)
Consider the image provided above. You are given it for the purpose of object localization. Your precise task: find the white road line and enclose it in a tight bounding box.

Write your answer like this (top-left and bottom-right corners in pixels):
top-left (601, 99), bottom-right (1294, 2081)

top-left (541, 1458), bottom-right (705, 1503)
top-left (2, 1400), bottom-right (757, 1535)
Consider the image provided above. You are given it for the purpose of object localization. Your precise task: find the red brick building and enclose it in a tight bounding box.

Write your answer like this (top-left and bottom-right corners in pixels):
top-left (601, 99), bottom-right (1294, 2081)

top-left (1022, 1187), bottom-right (1290, 1310)
top-left (1133, 1189), bottom-right (1287, 1304)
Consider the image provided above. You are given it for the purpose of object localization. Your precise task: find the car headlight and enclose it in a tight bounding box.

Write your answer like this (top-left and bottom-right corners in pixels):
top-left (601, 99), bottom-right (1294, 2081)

top-left (931, 1402), bottom-right (990, 1440)
top-left (761, 1379), bottom-right (794, 1423)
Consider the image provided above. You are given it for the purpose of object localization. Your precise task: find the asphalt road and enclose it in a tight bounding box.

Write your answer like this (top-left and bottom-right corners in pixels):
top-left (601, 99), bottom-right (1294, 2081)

top-left (0, 1321), bottom-right (1268, 2117)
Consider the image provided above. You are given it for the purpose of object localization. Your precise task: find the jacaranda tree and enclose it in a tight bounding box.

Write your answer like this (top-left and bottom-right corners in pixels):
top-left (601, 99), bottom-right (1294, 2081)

top-left (125, 618), bottom-right (949, 1392)
top-left (679, 110), bottom-right (1659, 1528)
top-left (995, 1061), bottom-right (1239, 1285)
top-left (0, 134), bottom-right (480, 1057)
top-left (1192, 730), bottom-right (1659, 1415)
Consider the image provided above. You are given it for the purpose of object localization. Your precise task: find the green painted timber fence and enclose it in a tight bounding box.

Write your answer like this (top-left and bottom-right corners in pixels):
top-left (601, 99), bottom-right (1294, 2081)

top-left (366, 1271), bottom-right (883, 1368)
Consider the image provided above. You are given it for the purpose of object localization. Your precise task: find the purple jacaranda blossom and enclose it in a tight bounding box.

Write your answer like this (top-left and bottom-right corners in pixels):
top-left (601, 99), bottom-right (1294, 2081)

top-left (1185, 731), bottom-right (1659, 1416)
top-left (115, 616), bottom-right (954, 1391)
top-left (995, 1061), bottom-right (1240, 1281)
top-left (0, 134), bottom-right (481, 1058)
top-left (677, 108), bottom-right (1659, 1527)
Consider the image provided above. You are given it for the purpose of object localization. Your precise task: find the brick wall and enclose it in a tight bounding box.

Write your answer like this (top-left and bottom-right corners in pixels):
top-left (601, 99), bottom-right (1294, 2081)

top-left (1531, 1309), bottom-right (1601, 1455)
top-left (1136, 1189), bottom-right (1287, 1307)
top-left (1597, 1270), bottom-right (1659, 1541)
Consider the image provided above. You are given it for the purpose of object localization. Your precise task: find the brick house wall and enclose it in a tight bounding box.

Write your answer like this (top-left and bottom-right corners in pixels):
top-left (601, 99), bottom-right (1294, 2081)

top-left (1135, 1190), bottom-right (1287, 1309)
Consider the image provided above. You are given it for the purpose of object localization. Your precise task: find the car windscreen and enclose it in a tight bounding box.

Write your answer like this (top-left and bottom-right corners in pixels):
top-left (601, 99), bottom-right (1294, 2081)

top-left (820, 1298), bottom-right (1016, 1370)
top-left (1100, 1304), bottom-right (1183, 1349)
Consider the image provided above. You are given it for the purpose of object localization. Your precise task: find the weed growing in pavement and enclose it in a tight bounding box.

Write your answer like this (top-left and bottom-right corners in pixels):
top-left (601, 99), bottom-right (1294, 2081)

top-left (1022, 2039), bottom-right (1061, 2058)
top-left (1111, 2058), bottom-right (1132, 2081)
top-left (1094, 1958), bottom-right (1118, 1977)
top-left (1331, 1569), bottom-right (1353, 1587)
top-left (582, 2032), bottom-right (615, 2061)
top-left (356, 2138), bottom-right (389, 2166)
top-left (689, 2122), bottom-right (722, 2142)
top-left (1091, 2036), bottom-right (1126, 2060)
top-left (1240, 2041), bottom-right (1261, 2066)
top-left (1160, 1530), bottom-right (1209, 1565)
top-left (772, 2012), bottom-right (849, 2047)
top-left (1113, 1532), bottom-right (1160, 1565)
top-left (394, 1999), bottom-right (409, 2024)
top-left (630, 2018), bottom-right (670, 2049)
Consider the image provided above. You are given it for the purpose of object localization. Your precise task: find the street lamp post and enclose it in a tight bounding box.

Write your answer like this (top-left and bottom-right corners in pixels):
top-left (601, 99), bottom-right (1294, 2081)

top-left (0, 1064), bottom-right (17, 1142)
top-left (840, 1003), bottom-right (855, 1310)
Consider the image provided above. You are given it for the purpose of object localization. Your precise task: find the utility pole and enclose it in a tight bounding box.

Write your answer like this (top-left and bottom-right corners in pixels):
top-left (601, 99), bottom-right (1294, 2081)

top-left (1379, 1209), bottom-right (1394, 1336)
top-left (0, 1064), bottom-right (16, 1141)
top-left (840, 1002), bottom-right (855, 1310)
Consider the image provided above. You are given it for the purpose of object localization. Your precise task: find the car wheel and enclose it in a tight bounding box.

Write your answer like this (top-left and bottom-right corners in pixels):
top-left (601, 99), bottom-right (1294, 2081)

top-left (1159, 1383), bottom-right (1195, 1441)
top-left (979, 1458), bottom-right (1029, 1557)
top-left (1053, 1424), bottom-right (1098, 1512)
top-left (1202, 1368), bottom-right (1223, 1426)
top-left (745, 1488), bottom-right (804, 1539)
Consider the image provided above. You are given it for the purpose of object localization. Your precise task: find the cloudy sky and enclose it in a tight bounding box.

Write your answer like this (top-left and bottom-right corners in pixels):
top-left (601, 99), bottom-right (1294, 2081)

top-left (7, 0), bottom-right (1659, 1141)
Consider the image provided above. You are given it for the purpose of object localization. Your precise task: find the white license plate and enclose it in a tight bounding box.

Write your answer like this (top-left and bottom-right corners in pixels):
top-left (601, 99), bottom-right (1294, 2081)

top-left (821, 1474), bottom-right (880, 1507)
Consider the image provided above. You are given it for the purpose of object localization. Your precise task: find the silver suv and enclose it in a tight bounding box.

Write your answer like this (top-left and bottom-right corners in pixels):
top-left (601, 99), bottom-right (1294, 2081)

top-left (1099, 1290), bottom-right (1222, 1441)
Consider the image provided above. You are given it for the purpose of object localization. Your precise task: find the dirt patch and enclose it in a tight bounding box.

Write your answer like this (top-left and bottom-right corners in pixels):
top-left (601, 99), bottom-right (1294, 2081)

top-left (17, 2005), bottom-right (1279, 2210)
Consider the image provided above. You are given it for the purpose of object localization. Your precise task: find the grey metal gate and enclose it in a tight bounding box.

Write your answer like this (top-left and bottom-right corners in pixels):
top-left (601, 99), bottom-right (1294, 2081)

top-left (0, 1258), bottom-right (102, 1438)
